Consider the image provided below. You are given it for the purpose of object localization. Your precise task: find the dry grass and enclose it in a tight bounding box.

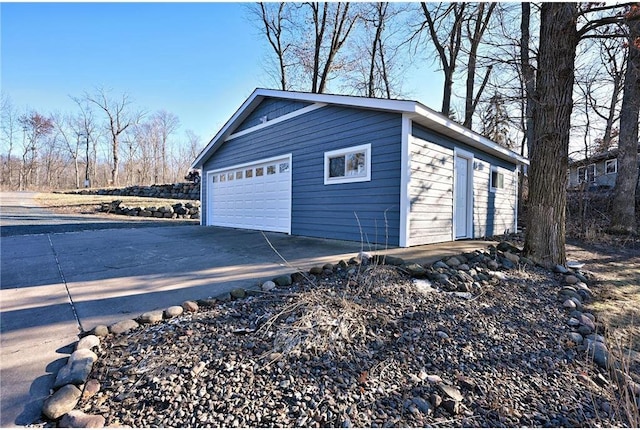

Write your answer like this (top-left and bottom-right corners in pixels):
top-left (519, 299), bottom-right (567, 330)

top-left (568, 243), bottom-right (640, 353)
top-left (257, 266), bottom-right (406, 359)
top-left (34, 192), bottom-right (193, 216)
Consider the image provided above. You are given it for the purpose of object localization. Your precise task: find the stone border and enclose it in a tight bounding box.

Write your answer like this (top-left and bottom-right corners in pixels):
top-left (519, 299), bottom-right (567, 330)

top-left (39, 242), bottom-right (639, 427)
top-left (98, 200), bottom-right (200, 220)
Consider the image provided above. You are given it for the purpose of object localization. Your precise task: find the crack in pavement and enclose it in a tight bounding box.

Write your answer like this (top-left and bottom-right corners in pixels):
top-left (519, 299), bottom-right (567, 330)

top-left (47, 233), bottom-right (84, 333)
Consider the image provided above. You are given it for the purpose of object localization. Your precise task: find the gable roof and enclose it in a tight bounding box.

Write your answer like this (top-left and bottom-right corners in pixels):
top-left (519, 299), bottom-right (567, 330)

top-left (569, 144), bottom-right (640, 168)
top-left (191, 88), bottom-right (529, 169)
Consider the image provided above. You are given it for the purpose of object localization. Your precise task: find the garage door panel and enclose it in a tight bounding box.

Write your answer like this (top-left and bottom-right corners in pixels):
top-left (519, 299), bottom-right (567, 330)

top-left (209, 156), bottom-right (291, 234)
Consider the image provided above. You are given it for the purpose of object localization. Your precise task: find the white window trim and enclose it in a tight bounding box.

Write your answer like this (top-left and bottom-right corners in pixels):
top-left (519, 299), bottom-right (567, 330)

top-left (490, 166), bottom-right (505, 193)
top-left (324, 143), bottom-right (372, 185)
top-left (587, 163), bottom-right (596, 182)
top-left (605, 159), bottom-right (617, 174)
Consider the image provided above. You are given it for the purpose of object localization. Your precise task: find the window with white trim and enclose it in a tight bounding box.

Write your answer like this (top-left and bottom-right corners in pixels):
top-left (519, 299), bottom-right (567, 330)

top-left (324, 143), bottom-right (371, 185)
top-left (605, 159), bottom-right (617, 174)
top-left (577, 166), bottom-right (586, 183)
top-left (490, 166), bottom-right (504, 192)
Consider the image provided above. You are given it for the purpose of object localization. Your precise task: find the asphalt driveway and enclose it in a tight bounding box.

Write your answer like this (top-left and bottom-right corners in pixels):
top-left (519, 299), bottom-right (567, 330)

top-left (0, 192), bottom-right (494, 427)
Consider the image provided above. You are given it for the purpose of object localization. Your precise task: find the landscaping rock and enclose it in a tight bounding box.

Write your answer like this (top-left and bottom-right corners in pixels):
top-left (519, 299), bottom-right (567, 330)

top-left (445, 257), bottom-right (461, 267)
top-left (164, 306), bottom-right (184, 318)
top-left (182, 301), bottom-right (199, 313)
top-left (81, 379), bottom-right (101, 401)
top-left (585, 340), bottom-right (611, 369)
top-left (261, 281), bottom-right (276, 292)
top-left (565, 275), bottom-right (579, 285)
top-left (76, 335), bottom-right (100, 351)
top-left (92, 325), bottom-right (109, 337)
top-left (140, 310), bottom-right (164, 324)
top-left (54, 349), bottom-right (98, 388)
top-left (42, 384), bottom-right (82, 420)
top-left (230, 288), bottom-right (246, 299)
top-left (404, 263), bottom-right (427, 277)
top-left (309, 267), bottom-right (323, 275)
top-left (273, 274), bottom-right (293, 287)
top-left (109, 320), bottom-right (139, 335)
top-left (59, 410), bottom-right (106, 428)
top-left (504, 251), bottom-right (520, 264)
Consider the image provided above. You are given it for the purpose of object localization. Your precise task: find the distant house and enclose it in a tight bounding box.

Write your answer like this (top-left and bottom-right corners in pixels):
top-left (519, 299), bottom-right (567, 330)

top-left (567, 144), bottom-right (640, 190)
top-left (191, 89), bottom-right (528, 247)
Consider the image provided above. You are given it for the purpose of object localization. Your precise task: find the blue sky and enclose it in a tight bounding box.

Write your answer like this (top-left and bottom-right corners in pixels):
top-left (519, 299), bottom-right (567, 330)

top-left (1, 2), bottom-right (441, 144)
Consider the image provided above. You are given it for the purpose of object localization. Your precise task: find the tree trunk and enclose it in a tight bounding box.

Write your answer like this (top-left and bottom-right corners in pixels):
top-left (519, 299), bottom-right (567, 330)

top-left (111, 134), bottom-right (119, 185)
top-left (610, 12), bottom-right (640, 233)
top-left (523, 3), bottom-right (578, 267)
top-left (520, 2), bottom-right (535, 156)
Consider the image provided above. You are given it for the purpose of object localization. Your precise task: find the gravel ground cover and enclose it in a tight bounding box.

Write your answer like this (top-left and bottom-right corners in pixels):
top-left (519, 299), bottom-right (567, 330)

top-left (72, 246), bottom-right (637, 428)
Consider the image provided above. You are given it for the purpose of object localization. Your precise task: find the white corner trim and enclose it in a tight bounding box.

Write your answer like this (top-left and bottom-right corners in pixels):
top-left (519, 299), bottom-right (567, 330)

top-left (226, 103), bottom-right (327, 141)
top-left (200, 171), bottom-right (205, 226)
top-left (399, 114), bottom-right (411, 248)
top-left (514, 165), bottom-right (520, 234)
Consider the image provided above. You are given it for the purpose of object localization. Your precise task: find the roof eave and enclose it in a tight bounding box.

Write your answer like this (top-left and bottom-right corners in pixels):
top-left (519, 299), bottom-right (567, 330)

top-left (191, 88), bottom-right (529, 169)
top-left (411, 104), bottom-right (529, 166)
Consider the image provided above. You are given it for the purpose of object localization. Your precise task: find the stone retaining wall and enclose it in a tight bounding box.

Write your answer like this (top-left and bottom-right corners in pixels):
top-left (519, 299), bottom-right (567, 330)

top-left (63, 183), bottom-right (200, 200)
top-left (100, 200), bottom-right (200, 219)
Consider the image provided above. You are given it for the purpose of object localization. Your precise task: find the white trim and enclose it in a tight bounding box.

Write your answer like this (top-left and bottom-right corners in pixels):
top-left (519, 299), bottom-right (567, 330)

top-left (208, 153), bottom-right (293, 175)
top-left (226, 103), bottom-right (326, 141)
top-left (514, 165), bottom-right (520, 234)
top-left (200, 170), bottom-right (205, 226)
top-left (587, 163), bottom-right (596, 182)
top-left (605, 158), bottom-right (617, 174)
top-left (399, 115), bottom-right (411, 248)
top-left (206, 170), bottom-right (214, 226)
top-left (453, 148), bottom-right (474, 240)
top-left (323, 143), bottom-right (372, 185)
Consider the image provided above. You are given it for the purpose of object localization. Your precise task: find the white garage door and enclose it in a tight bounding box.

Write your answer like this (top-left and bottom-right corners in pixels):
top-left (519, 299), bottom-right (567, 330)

top-left (207, 155), bottom-right (292, 233)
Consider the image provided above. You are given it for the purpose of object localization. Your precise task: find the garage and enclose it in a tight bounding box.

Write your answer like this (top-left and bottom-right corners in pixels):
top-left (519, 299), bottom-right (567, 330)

top-left (206, 155), bottom-right (292, 233)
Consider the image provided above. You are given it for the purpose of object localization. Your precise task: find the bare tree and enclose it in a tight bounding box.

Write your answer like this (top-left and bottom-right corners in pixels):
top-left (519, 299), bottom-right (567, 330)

top-left (72, 96), bottom-right (98, 188)
top-left (18, 111), bottom-right (53, 190)
top-left (593, 36), bottom-right (626, 151)
top-left (611, 6), bottom-right (640, 234)
top-left (255, 2), bottom-right (292, 90)
top-left (304, 2), bottom-right (360, 93)
top-left (86, 88), bottom-right (139, 186)
top-left (0, 94), bottom-right (19, 188)
top-left (415, 3), bottom-right (465, 116)
top-left (345, 2), bottom-right (408, 98)
top-left (51, 113), bottom-right (81, 188)
top-left (151, 110), bottom-right (180, 183)
top-left (462, 2), bottom-right (496, 129)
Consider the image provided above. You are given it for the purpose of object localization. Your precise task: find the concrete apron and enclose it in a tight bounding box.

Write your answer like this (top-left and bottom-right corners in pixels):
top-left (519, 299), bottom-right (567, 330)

top-left (0, 223), bottom-right (494, 427)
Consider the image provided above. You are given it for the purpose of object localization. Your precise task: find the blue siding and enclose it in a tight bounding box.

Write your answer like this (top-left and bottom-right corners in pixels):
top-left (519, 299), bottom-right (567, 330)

top-left (203, 105), bottom-right (403, 246)
top-left (235, 98), bottom-right (312, 133)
